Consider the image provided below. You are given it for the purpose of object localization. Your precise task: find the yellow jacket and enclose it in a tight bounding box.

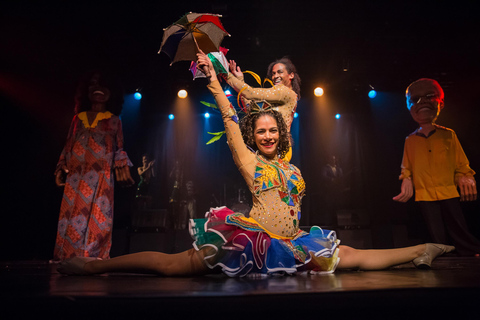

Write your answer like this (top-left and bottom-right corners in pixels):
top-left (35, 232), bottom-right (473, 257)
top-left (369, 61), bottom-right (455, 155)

top-left (399, 124), bottom-right (475, 201)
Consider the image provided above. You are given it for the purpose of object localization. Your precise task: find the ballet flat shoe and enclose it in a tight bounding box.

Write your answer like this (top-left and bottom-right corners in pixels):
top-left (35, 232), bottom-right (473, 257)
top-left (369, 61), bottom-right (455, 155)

top-left (57, 256), bottom-right (101, 275)
top-left (413, 243), bottom-right (455, 269)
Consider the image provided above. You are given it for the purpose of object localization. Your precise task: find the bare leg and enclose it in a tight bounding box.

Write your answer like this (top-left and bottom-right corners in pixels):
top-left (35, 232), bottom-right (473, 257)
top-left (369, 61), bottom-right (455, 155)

top-left (76, 248), bottom-right (211, 276)
top-left (337, 244), bottom-right (426, 270)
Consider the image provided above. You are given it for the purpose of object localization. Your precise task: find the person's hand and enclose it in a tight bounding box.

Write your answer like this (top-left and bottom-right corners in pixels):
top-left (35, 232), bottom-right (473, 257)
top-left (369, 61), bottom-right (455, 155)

top-left (196, 50), bottom-right (216, 81)
top-left (457, 175), bottom-right (477, 201)
top-left (393, 178), bottom-right (413, 202)
top-left (229, 60), bottom-right (243, 78)
top-left (147, 159), bottom-right (156, 169)
top-left (115, 166), bottom-right (135, 187)
top-left (55, 165), bottom-right (68, 187)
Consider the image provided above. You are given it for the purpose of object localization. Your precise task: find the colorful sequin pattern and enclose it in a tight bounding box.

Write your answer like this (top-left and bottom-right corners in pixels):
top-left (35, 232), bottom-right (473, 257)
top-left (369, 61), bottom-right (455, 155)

top-left (251, 155), bottom-right (306, 237)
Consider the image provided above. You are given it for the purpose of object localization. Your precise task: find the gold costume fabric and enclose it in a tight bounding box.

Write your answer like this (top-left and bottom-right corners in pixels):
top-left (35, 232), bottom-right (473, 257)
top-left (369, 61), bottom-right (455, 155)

top-left (226, 73), bottom-right (298, 130)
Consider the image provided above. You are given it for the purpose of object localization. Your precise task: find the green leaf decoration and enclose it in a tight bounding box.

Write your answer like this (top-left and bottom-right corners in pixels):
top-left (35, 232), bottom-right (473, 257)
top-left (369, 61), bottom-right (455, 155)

top-left (206, 131), bottom-right (225, 145)
top-left (200, 101), bottom-right (218, 109)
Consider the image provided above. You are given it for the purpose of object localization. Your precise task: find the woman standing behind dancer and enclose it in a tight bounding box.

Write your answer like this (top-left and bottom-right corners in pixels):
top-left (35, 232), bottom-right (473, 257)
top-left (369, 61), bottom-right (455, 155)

top-left (227, 58), bottom-right (300, 130)
top-left (57, 53), bottom-right (453, 276)
top-left (227, 57), bottom-right (300, 160)
top-left (53, 70), bottom-right (134, 262)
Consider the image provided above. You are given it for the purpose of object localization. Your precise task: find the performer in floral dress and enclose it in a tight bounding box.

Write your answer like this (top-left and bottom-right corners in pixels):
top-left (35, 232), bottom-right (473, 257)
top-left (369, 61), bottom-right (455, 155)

top-left (53, 71), bottom-right (134, 261)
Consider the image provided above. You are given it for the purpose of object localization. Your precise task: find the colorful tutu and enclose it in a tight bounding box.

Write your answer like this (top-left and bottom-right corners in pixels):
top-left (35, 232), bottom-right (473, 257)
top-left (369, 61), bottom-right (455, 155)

top-left (189, 207), bottom-right (340, 277)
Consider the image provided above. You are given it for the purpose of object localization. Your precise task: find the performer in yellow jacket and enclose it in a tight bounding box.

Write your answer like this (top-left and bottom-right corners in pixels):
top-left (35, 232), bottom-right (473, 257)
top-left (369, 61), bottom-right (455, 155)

top-left (393, 78), bottom-right (480, 256)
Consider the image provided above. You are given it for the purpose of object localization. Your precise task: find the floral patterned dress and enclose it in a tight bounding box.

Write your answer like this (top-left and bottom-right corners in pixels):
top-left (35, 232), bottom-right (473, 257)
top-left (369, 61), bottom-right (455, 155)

top-left (53, 111), bottom-right (132, 261)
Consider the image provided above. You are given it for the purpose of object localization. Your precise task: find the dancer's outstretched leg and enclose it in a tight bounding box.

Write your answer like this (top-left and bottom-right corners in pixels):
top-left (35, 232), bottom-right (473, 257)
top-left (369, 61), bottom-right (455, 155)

top-left (337, 243), bottom-right (454, 270)
top-left (337, 244), bottom-right (424, 270)
top-left (58, 248), bottom-right (211, 276)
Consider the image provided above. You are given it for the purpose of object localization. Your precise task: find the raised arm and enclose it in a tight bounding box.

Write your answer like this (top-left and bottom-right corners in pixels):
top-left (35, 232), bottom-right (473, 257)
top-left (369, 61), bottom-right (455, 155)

top-left (225, 71), bottom-right (297, 129)
top-left (225, 73), bottom-right (295, 105)
top-left (197, 51), bottom-right (256, 189)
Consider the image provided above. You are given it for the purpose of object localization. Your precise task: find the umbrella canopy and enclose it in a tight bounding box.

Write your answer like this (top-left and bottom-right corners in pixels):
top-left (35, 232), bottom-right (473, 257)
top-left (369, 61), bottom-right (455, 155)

top-left (158, 12), bottom-right (230, 65)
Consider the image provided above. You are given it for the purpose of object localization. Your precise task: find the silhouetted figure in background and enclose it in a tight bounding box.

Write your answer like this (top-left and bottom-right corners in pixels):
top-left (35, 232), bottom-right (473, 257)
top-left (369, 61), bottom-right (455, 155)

top-left (321, 155), bottom-right (343, 226)
top-left (176, 180), bottom-right (197, 229)
top-left (136, 154), bottom-right (155, 210)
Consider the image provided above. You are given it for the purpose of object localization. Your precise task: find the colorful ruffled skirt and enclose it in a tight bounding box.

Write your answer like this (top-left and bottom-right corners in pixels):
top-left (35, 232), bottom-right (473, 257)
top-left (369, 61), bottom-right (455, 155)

top-left (189, 207), bottom-right (340, 277)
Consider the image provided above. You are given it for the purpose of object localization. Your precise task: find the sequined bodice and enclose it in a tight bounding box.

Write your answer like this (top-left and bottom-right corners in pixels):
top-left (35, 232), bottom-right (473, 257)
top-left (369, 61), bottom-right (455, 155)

top-left (207, 80), bottom-right (305, 238)
top-left (250, 155), bottom-right (305, 237)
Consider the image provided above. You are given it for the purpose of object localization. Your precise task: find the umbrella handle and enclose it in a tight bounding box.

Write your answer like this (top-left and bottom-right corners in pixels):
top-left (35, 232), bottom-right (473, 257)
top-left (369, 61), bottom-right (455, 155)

top-left (194, 37), bottom-right (212, 78)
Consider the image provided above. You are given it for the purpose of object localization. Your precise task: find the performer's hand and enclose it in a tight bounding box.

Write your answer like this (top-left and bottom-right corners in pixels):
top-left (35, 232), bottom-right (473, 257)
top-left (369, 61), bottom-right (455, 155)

top-left (457, 175), bottom-right (477, 201)
top-left (55, 165), bottom-right (68, 187)
top-left (393, 178), bottom-right (413, 202)
top-left (196, 50), bottom-right (216, 81)
top-left (229, 60), bottom-right (243, 78)
top-left (115, 166), bottom-right (135, 187)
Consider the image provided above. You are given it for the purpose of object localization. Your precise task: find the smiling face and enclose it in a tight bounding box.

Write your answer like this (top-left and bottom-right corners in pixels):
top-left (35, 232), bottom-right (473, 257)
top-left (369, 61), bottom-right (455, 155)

top-left (406, 79), bottom-right (444, 125)
top-left (271, 63), bottom-right (294, 88)
top-left (254, 114), bottom-right (280, 159)
top-left (88, 73), bottom-right (111, 105)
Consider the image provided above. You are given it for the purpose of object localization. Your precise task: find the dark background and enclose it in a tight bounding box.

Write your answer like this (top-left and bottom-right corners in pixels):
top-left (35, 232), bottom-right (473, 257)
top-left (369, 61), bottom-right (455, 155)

top-left (1, 0), bottom-right (479, 260)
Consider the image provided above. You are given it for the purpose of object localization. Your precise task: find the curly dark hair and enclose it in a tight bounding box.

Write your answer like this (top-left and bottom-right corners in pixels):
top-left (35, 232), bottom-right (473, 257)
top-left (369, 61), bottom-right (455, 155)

top-left (267, 57), bottom-right (301, 99)
top-left (239, 109), bottom-right (291, 159)
top-left (74, 69), bottom-right (124, 115)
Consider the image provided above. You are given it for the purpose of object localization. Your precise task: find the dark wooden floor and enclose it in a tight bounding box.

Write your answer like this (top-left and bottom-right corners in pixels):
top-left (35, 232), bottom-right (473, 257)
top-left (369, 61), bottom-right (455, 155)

top-left (2, 256), bottom-right (480, 320)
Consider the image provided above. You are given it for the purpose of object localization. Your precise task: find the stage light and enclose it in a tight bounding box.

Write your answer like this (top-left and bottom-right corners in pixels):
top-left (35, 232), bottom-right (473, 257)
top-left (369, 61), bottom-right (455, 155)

top-left (168, 114), bottom-right (174, 120)
top-left (294, 112), bottom-right (298, 118)
top-left (178, 89), bottom-right (188, 99)
top-left (204, 112), bottom-right (210, 119)
top-left (134, 88), bottom-right (142, 100)
top-left (314, 87), bottom-right (324, 97)
top-left (224, 89), bottom-right (231, 96)
top-left (368, 90), bottom-right (377, 99)
top-left (335, 113), bottom-right (341, 119)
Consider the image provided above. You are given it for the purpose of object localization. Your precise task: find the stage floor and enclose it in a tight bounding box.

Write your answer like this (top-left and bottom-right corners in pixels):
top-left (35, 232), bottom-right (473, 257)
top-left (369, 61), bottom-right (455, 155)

top-left (2, 257), bottom-right (480, 319)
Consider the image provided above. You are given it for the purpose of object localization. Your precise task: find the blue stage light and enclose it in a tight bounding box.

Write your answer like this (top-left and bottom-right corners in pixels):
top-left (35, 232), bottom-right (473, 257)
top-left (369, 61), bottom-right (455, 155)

top-left (294, 112), bottom-right (298, 118)
top-left (134, 92), bottom-right (142, 100)
top-left (168, 114), bottom-right (174, 120)
top-left (368, 90), bottom-right (377, 99)
top-left (335, 114), bottom-right (341, 119)
top-left (204, 112), bottom-right (210, 119)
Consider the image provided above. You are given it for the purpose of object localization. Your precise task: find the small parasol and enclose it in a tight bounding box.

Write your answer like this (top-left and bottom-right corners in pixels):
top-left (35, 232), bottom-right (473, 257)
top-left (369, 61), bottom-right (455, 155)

top-left (158, 12), bottom-right (230, 65)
